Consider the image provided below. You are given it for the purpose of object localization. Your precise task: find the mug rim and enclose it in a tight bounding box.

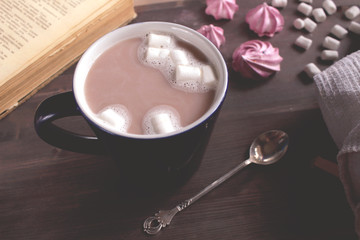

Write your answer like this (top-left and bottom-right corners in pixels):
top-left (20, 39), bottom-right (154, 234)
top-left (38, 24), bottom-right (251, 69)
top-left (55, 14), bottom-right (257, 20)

top-left (73, 21), bottom-right (228, 139)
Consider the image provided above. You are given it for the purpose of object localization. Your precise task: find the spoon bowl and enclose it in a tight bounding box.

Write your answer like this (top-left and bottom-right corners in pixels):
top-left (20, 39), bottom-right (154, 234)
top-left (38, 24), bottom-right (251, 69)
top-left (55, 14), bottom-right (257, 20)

top-left (249, 130), bottom-right (289, 165)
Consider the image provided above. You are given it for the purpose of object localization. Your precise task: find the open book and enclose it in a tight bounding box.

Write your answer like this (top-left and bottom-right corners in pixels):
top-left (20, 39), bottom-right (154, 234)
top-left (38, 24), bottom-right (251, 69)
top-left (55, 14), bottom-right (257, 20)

top-left (0, 0), bottom-right (136, 119)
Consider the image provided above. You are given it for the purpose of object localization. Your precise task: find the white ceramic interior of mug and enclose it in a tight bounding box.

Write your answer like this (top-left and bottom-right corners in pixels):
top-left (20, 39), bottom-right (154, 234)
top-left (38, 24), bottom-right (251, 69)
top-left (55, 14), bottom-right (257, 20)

top-left (73, 21), bottom-right (228, 139)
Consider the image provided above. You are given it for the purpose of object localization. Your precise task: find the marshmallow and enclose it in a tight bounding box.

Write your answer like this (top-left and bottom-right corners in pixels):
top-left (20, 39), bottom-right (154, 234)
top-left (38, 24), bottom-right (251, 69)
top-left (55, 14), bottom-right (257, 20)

top-left (322, 0), bottom-right (337, 15)
top-left (349, 21), bottom-right (360, 34)
top-left (150, 113), bottom-right (176, 134)
top-left (202, 65), bottom-right (217, 89)
top-left (304, 63), bottom-right (321, 78)
top-left (295, 35), bottom-right (312, 50)
top-left (322, 36), bottom-right (340, 50)
top-left (148, 33), bottom-right (171, 48)
top-left (170, 49), bottom-right (189, 65)
top-left (312, 8), bottom-right (327, 22)
top-left (271, 0), bottom-right (287, 8)
top-left (146, 47), bottom-right (170, 60)
top-left (97, 105), bottom-right (130, 133)
top-left (321, 50), bottom-right (339, 61)
top-left (330, 24), bottom-right (348, 39)
top-left (304, 18), bottom-right (317, 32)
top-left (299, 0), bottom-right (312, 4)
top-left (297, 3), bottom-right (313, 16)
top-left (176, 65), bottom-right (202, 83)
top-left (293, 18), bottom-right (305, 29)
top-left (143, 106), bottom-right (181, 135)
top-left (345, 6), bottom-right (360, 20)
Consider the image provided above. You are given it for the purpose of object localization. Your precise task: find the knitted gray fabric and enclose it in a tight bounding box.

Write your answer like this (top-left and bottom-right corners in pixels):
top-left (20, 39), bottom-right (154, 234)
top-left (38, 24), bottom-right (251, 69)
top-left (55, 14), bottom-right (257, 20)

top-left (314, 50), bottom-right (360, 238)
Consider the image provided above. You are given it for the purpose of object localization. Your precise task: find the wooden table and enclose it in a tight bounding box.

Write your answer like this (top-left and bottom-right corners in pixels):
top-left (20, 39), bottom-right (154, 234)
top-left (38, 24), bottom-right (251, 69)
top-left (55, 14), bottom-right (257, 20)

top-left (1, 0), bottom-right (359, 239)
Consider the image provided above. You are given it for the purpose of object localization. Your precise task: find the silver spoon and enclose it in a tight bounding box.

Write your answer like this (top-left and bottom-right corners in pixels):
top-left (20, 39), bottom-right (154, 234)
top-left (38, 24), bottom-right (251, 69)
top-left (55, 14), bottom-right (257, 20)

top-left (143, 130), bottom-right (289, 235)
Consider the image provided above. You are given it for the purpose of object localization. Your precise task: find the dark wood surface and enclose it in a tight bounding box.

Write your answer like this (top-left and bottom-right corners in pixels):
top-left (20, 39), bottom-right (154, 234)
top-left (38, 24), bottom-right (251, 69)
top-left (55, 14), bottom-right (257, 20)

top-left (1, 0), bottom-right (359, 239)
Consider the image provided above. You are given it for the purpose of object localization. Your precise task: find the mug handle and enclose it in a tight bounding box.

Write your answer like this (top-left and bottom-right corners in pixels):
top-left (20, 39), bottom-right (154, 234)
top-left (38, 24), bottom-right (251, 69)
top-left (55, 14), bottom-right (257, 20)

top-left (34, 91), bottom-right (106, 154)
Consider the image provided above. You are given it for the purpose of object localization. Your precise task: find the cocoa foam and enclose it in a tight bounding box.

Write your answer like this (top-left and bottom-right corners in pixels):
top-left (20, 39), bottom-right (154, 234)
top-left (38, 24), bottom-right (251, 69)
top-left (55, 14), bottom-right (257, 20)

top-left (137, 32), bottom-right (217, 93)
top-left (142, 105), bottom-right (182, 135)
top-left (97, 104), bottom-right (131, 133)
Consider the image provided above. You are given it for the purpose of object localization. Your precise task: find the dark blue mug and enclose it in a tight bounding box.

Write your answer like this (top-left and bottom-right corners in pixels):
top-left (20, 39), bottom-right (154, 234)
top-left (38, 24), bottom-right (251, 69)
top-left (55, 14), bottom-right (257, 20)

top-left (34, 22), bottom-right (228, 191)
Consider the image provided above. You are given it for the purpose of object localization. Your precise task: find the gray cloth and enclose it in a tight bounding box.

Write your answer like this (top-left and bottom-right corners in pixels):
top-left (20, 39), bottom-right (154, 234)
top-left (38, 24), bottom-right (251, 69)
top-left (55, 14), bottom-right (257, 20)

top-left (314, 50), bottom-right (360, 238)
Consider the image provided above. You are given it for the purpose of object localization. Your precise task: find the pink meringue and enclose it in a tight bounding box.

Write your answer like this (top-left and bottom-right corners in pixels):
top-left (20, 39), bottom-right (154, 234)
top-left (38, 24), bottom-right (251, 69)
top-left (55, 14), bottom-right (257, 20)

top-left (205, 0), bottom-right (239, 20)
top-left (246, 2), bottom-right (284, 37)
top-left (232, 40), bottom-right (283, 80)
top-left (197, 24), bottom-right (226, 48)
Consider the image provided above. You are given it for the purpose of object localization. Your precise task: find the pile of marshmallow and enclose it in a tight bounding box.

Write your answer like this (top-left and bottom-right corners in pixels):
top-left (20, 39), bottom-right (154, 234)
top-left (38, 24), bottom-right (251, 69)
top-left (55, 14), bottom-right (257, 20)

top-left (143, 33), bottom-right (218, 91)
top-left (291, 0), bottom-right (360, 78)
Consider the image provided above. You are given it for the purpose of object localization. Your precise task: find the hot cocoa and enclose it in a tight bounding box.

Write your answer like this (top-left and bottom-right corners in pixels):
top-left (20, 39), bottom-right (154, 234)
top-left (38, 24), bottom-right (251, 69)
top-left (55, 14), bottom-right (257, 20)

top-left (84, 33), bottom-right (217, 135)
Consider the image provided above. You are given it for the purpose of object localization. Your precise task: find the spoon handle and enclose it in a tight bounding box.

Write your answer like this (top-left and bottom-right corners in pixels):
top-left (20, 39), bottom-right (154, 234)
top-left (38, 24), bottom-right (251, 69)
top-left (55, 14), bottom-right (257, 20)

top-left (190, 159), bottom-right (252, 203)
top-left (143, 159), bottom-right (252, 235)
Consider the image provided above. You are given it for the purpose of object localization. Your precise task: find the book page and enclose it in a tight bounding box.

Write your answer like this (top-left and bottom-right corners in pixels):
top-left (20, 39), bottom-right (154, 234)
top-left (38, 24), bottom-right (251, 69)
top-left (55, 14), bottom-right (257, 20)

top-left (0, 0), bottom-right (119, 86)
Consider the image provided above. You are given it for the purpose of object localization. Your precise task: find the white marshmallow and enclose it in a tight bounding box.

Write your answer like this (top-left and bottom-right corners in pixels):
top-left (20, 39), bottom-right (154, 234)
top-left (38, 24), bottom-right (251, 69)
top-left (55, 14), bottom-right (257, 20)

top-left (150, 113), bottom-right (176, 134)
top-left (322, 36), bottom-right (340, 50)
top-left (322, 0), bottom-right (337, 15)
top-left (321, 50), bottom-right (339, 60)
top-left (304, 63), bottom-right (321, 78)
top-left (146, 47), bottom-right (170, 60)
top-left (297, 3), bottom-right (313, 16)
top-left (202, 65), bottom-right (217, 89)
top-left (295, 35), bottom-right (313, 50)
top-left (143, 106), bottom-right (181, 135)
top-left (293, 18), bottom-right (305, 29)
top-left (299, 0), bottom-right (313, 4)
top-left (170, 49), bottom-right (189, 65)
top-left (176, 65), bottom-right (202, 83)
top-left (330, 24), bottom-right (348, 39)
top-left (148, 33), bottom-right (171, 48)
top-left (271, 0), bottom-right (287, 8)
top-left (304, 18), bottom-right (317, 32)
top-left (349, 21), bottom-right (360, 34)
top-left (345, 6), bottom-right (360, 20)
top-left (312, 8), bottom-right (327, 22)
top-left (97, 106), bottom-right (130, 133)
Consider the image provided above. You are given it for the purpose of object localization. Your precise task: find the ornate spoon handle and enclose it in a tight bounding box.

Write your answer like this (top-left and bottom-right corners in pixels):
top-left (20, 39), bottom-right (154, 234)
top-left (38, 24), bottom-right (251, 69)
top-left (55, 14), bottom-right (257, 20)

top-left (143, 159), bottom-right (252, 235)
top-left (143, 199), bottom-right (191, 235)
